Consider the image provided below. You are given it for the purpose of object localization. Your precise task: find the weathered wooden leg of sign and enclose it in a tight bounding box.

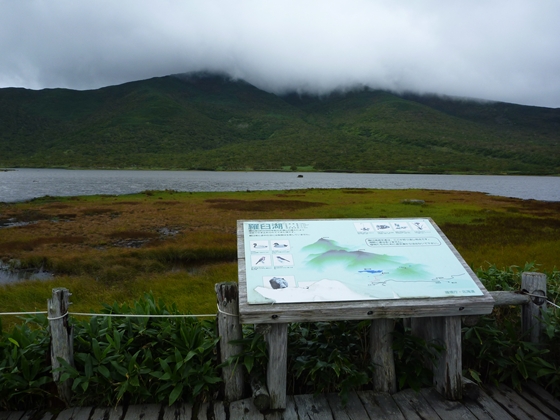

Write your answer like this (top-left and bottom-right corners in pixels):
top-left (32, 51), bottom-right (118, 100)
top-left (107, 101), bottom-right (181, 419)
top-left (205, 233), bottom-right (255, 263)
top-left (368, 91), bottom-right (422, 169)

top-left (216, 282), bottom-right (244, 402)
top-left (251, 374), bottom-right (271, 411)
top-left (370, 318), bottom-right (397, 393)
top-left (431, 316), bottom-right (462, 401)
top-left (265, 323), bottom-right (288, 410)
top-left (48, 287), bottom-right (74, 406)
top-left (521, 272), bottom-right (547, 344)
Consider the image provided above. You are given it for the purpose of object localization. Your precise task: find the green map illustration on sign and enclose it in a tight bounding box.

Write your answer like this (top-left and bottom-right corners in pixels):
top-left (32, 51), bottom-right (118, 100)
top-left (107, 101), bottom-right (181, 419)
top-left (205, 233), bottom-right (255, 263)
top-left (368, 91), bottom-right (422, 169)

top-left (242, 219), bottom-right (483, 305)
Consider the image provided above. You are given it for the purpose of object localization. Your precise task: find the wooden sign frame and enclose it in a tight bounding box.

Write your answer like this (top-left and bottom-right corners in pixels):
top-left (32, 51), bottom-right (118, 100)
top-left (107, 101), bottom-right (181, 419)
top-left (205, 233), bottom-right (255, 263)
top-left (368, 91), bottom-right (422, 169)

top-left (237, 218), bottom-right (494, 324)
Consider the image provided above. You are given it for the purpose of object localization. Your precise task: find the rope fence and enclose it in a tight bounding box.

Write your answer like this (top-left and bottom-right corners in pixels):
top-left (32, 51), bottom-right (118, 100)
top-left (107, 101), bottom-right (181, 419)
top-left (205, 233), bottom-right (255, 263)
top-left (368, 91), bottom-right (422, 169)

top-left (0, 303), bottom-right (243, 318)
top-left (522, 291), bottom-right (560, 309)
top-left (0, 291), bottom-right (556, 319)
top-left (0, 310), bottom-right (218, 319)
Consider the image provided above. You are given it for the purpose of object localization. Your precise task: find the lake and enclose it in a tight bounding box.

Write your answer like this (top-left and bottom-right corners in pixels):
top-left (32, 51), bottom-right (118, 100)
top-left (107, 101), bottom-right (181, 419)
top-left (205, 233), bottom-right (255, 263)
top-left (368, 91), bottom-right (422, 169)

top-left (1, 168), bottom-right (559, 203)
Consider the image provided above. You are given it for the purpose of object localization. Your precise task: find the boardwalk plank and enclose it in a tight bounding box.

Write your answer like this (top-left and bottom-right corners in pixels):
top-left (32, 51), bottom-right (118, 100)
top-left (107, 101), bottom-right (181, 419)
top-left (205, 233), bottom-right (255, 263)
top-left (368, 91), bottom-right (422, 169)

top-left (90, 407), bottom-right (124, 420)
top-left (196, 402), bottom-right (225, 420)
top-left (279, 395), bottom-right (299, 420)
top-left (460, 402), bottom-right (496, 420)
top-left (1, 384), bottom-right (558, 420)
top-left (463, 388), bottom-right (514, 420)
top-left (56, 407), bottom-right (93, 420)
top-left (524, 382), bottom-right (560, 416)
top-left (357, 391), bottom-right (389, 419)
top-left (325, 392), bottom-right (370, 420)
top-left (212, 403), bottom-right (226, 420)
top-left (90, 408), bottom-right (106, 420)
top-left (106, 407), bottom-right (124, 420)
top-left (0, 412), bottom-right (24, 420)
top-left (196, 403), bottom-right (209, 420)
top-left (293, 394), bottom-right (334, 420)
top-left (260, 397), bottom-right (298, 420)
top-left (122, 404), bottom-right (161, 420)
top-left (420, 388), bottom-right (477, 419)
top-left (392, 388), bottom-right (442, 420)
top-left (162, 403), bottom-right (193, 420)
top-left (517, 389), bottom-right (560, 419)
top-left (230, 398), bottom-right (264, 420)
top-left (489, 385), bottom-right (554, 420)
top-left (390, 395), bottom-right (424, 420)
top-left (374, 392), bottom-right (406, 419)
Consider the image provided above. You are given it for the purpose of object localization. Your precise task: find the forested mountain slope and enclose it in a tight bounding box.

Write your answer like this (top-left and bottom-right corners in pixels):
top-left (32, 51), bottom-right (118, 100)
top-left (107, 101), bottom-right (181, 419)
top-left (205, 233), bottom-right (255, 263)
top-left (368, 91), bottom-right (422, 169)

top-left (1, 73), bottom-right (558, 174)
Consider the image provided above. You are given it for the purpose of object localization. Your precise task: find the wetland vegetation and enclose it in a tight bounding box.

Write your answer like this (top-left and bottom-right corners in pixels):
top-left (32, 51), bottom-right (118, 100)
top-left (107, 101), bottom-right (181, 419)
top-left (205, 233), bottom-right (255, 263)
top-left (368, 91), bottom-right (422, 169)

top-left (0, 188), bottom-right (559, 324)
top-left (0, 188), bottom-right (559, 409)
top-left (1, 188), bottom-right (559, 322)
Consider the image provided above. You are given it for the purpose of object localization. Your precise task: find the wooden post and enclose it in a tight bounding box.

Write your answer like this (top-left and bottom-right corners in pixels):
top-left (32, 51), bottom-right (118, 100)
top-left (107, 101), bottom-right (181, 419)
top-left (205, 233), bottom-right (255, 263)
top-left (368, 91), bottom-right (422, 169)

top-left (521, 272), bottom-right (547, 344)
top-left (431, 316), bottom-right (462, 401)
top-left (370, 318), bottom-right (396, 393)
top-left (250, 374), bottom-right (271, 411)
top-left (265, 323), bottom-right (288, 410)
top-left (216, 282), bottom-right (244, 402)
top-left (48, 287), bottom-right (74, 406)
top-left (411, 316), bottom-right (462, 400)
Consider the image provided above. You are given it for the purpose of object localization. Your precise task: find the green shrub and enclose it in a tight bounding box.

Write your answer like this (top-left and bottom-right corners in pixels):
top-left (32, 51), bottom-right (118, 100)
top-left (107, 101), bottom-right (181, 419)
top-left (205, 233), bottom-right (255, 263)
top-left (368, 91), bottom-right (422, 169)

top-left (58, 294), bottom-right (221, 407)
top-left (392, 323), bottom-right (442, 391)
top-left (0, 315), bottom-right (53, 410)
top-left (230, 319), bottom-right (441, 405)
top-left (462, 316), bottom-right (558, 394)
top-left (465, 264), bottom-right (560, 396)
top-left (1, 264), bottom-right (558, 410)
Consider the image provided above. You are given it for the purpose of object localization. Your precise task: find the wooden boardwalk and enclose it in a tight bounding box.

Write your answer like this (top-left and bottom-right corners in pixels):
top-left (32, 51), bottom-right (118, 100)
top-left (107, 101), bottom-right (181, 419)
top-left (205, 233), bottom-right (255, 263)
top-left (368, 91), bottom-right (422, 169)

top-left (1, 382), bottom-right (559, 420)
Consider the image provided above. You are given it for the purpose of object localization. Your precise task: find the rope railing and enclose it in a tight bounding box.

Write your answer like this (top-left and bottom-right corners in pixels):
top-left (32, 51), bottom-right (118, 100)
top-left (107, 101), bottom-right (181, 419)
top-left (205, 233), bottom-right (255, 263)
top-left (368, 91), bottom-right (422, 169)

top-left (1, 292), bottom-right (555, 318)
top-left (522, 291), bottom-right (560, 309)
top-left (0, 302), bottom-right (245, 318)
top-left (0, 310), bottom-right (218, 319)
top-left (0, 311), bottom-right (48, 316)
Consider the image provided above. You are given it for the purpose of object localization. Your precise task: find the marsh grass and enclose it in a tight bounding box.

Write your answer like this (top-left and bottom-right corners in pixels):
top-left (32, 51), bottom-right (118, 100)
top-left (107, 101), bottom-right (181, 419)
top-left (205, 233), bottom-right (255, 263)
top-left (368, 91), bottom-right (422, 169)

top-left (205, 198), bottom-right (327, 212)
top-left (1, 188), bottom-right (559, 329)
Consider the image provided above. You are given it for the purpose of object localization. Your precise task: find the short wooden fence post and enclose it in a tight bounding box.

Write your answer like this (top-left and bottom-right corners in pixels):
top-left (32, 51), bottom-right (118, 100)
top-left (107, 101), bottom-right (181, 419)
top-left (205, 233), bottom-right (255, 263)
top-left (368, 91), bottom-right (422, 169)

top-left (216, 282), bottom-right (245, 402)
top-left (370, 318), bottom-right (396, 393)
top-left (521, 272), bottom-right (547, 344)
top-left (48, 287), bottom-right (74, 406)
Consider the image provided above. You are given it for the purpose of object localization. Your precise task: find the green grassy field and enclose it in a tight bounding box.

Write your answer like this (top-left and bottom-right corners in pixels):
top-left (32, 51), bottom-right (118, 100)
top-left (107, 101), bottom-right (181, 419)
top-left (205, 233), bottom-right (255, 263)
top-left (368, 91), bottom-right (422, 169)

top-left (1, 188), bottom-right (559, 328)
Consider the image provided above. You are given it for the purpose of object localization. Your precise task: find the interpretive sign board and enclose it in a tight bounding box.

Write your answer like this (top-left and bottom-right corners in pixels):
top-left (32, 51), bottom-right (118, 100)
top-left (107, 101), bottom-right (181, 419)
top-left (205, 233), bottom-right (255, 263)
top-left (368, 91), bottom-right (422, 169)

top-left (237, 218), bottom-right (494, 324)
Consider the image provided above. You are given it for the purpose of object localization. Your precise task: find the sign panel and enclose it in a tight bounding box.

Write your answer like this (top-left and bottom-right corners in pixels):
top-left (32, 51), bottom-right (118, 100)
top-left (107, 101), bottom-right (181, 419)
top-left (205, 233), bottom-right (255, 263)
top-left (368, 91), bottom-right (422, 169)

top-left (242, 218), bottom-right (483, 305)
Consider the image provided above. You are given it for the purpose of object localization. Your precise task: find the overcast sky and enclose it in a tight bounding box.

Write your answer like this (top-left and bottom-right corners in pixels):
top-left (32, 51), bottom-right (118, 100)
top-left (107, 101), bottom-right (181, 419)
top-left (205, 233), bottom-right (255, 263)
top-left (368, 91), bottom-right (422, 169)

top-left (1, 0), bottom-right (559, 108)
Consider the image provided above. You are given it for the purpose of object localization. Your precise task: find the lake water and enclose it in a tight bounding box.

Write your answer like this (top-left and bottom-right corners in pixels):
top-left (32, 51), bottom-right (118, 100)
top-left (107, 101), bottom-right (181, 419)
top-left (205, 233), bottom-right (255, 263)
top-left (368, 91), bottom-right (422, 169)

top-left (1, 168), bottom-right (559, 203)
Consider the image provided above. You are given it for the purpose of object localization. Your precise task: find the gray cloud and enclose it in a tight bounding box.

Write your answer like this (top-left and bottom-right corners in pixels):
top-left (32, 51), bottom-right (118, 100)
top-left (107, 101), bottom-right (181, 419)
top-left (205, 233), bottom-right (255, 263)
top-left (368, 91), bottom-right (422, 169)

top-left (1, 0), bottom-right (559, 107)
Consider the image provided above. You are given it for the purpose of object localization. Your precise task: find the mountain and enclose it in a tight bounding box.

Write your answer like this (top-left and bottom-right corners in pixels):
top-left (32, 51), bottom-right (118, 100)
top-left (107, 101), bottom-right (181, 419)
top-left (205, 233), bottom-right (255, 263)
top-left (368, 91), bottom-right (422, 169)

top-left (301, 238), bottom-right (347, 254)
top-left (1, 73), bottom-right (559, 174)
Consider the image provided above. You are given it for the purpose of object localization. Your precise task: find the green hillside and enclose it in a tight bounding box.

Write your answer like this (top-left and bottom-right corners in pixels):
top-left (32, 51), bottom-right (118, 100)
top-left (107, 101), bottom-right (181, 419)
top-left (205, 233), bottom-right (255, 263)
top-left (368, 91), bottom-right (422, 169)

top-left (1, 73), bottom-right (559, 174)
